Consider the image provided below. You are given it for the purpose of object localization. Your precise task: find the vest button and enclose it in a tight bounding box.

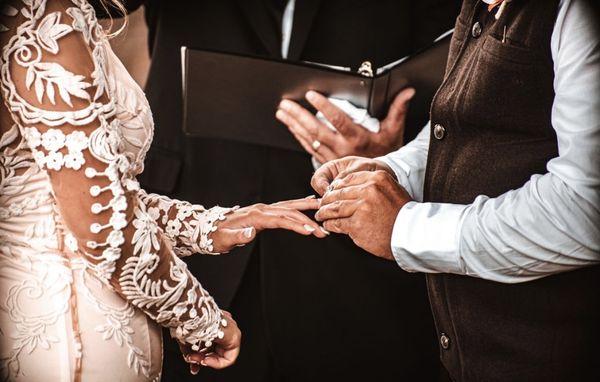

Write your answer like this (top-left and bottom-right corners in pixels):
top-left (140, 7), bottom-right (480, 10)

top-left (472, 21), bottom-right (482, 38)
top-left (440, 333), bottom-right (450, 350)
top-left (433, 124), bottom-right (446, 140)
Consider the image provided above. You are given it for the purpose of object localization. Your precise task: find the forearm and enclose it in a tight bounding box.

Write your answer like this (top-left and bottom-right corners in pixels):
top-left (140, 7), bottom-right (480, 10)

top-left (138, 190), bottom-right (233, 256)
top-left (392, 173), bottom-right (600, 283)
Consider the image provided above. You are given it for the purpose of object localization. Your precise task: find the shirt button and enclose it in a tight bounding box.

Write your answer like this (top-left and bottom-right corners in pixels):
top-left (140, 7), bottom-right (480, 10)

top-left (472, 21), bottom-right (482, 38)
top-left (433, 124), bottom-right (446, 140)
top-left (440, 333), bottom-right (450, 350)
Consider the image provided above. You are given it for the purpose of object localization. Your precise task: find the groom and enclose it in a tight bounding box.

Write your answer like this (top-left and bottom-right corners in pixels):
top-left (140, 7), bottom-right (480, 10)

top-left (96, 0), bottom-right (460, 380)
top-left (312, 0), bottom-right (600, 380)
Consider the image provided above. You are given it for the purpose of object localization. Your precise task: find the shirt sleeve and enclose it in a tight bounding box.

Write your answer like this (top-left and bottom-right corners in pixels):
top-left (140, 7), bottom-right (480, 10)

top-left (376, 121), bottom-right (431, 202)
top-left (389, 0), bottom-right (600, 283)
top-left (1, 0), bottom-right (225, 350)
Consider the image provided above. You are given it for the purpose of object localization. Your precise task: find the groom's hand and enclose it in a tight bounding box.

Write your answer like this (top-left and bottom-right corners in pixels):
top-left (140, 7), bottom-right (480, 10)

top-left (311, 156), bottom-right (396, 196)
top-left (315, 170), bottom-right (412, 260)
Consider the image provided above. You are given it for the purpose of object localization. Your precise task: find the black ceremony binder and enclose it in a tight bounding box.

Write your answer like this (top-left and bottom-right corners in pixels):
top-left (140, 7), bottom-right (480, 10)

top-left (181, 30), bottom-right (452, 152)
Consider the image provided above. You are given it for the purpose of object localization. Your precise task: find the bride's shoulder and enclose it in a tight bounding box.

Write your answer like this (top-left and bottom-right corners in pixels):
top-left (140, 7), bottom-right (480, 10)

top-left (0, 0), bottom-right (104, 36)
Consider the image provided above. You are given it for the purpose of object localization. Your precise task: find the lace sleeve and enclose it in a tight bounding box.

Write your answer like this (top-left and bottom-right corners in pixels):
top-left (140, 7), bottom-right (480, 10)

top-left (138, 190), bottom-right (235, 257)
top-left (0, 0), bottom-right (225, 351)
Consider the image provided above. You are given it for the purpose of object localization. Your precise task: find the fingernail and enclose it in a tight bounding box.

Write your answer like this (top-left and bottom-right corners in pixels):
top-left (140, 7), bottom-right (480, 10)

top-left (321, 227), bottom-right (330, 235)
top-left (279, 100), bottom-right (291, 110)
top-left (276, 109), bottom-right (285, 119)
top-left (305, 195), bottom-right (316, 199)
top-left (306, 91), bottom-right (317, 101)
top-left (244, 227), bottom-right (255, 238)
top-left (303, 224), bottom-right (316, 232)
top-left (200, 360), bottom-right (207, 367)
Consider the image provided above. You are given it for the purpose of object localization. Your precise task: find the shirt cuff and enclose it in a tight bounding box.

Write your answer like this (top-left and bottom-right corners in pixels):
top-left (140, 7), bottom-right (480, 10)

top-left (375, 156), bottom-right (412, 192)
top-left (391, 201), bottom-right (469, 274)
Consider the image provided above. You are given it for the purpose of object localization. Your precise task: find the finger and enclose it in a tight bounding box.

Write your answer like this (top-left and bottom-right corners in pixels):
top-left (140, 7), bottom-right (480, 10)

top-left (329, 171), bottom-right (376, 191)
top-left (384, 87), bottom-right (415, 126)
top-left (279, 99), bottom-right (337, 146)
top-left (256, 208), bottom-right (328, 238)
top-left (271, 196), bottom-right (320, 210)
top-left (311, 160), bottom-right (342, 196)
top-left (305, 91), bottom-right (363, 138)
top-left (336, 160), bottom-right (379, 181)
top-left (320, 184), bottom-right (366, 206)
top-left (277, 109), bottom-right (333, 163)
top-left (202, 352), bottom-right (237, 370)
top-left (315, 200), bottom-right (360, 221)
top-left (251, 211), bottom-right (326, 238)
top-left (322, 218), bottom-right (352, 235)
top-left (214, 227), bottom-right (256, 252)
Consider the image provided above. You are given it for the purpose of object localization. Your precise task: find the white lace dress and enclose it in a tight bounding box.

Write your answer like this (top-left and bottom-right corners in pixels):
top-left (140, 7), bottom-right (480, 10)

top-left (0, 1), bottom-right (231, 381)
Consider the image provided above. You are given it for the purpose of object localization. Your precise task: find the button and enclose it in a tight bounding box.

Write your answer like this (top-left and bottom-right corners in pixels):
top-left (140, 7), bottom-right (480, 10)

top-left (440, 333), bottom-right (450, 350)
top-left (472, 21), bottom-right (482, 38)
top-left (433, 124), bottom-right (446, 140)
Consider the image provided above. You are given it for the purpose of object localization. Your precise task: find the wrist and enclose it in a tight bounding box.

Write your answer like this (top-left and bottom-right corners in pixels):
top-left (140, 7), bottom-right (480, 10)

top-left (191, 206), bottom-right (237, 255)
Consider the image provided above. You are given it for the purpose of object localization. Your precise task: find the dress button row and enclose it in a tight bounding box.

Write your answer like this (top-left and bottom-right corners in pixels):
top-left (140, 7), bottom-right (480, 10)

top-left (433, 124), bottom-right (446, 140)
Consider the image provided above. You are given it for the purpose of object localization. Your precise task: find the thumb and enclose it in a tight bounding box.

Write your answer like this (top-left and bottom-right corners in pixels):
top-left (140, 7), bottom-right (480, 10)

top-left (385, 87), bottom-right (416, 127)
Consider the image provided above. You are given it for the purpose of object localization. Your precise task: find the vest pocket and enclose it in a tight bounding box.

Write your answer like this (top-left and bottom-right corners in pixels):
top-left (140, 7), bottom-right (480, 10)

top-left (481, 34), bottom-right (544, 65)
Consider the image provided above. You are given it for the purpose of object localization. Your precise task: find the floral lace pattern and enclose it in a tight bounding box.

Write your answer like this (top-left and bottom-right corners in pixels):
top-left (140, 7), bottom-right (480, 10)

top-left (0, 0), bottom-right (232, 379)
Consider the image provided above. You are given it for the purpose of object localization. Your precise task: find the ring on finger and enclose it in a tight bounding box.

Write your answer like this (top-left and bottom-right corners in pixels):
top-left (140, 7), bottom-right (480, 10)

top-left (312, 140), bottom-right (321, 151)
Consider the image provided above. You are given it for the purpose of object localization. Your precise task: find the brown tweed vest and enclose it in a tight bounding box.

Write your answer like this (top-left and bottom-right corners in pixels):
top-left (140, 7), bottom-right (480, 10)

top-left (424, 1), bottom-right (600, 381)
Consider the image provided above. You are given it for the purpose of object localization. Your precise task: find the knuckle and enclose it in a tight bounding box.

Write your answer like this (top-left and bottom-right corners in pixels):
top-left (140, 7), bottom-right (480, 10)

top-left (329, 113), bottom-right (344, 127)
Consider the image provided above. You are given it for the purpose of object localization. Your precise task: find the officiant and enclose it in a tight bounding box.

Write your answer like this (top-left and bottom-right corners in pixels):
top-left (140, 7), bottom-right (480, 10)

top-left (94, 1), bottom-right (459, 381)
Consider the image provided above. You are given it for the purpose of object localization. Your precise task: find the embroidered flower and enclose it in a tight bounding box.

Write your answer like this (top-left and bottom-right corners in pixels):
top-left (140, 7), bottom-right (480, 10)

top-left (112, 195), bottom-right (127, 212)
top-left (172, 303), bottom-right (189, 319)
top-left (102, 247), bottom-right (121, 262)
top-left (64, 151), bottom-right (85, 170)
top-left (65, 130), bottom-right (88, 152)
top-left (166, 219), bottom-right (182, 237)
top-left (33, 149), bottom-right (46, 168)
top-left (23, 127), bottom-right (42, 148)
top-left (176, 205), bottom-right (194, 221)
top-left (41, 129), bottom-right (66, 152)
top-left (45, 151), bottom-right (64, 171)
top-left (107, 229), bottom-right (125, 248)
top-left (109, 211), bottom-right (127, 230)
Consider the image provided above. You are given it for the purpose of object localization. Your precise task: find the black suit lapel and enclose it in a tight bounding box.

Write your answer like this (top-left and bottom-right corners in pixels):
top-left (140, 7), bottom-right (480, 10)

top-left (236, 0), bottom-right (281, 57)
top-left (287, 0), bottom-right (322, 60)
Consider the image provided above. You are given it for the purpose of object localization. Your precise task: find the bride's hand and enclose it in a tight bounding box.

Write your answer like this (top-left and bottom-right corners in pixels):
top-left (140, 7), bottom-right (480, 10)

top-left (180, 310), bottom-right (241, 374)
top-left (210, 196), bottom-right (328, 253)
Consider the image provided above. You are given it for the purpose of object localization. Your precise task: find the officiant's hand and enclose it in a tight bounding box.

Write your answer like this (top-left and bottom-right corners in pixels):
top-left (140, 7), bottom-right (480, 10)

top-left (276, 88), bottom-right (415, 163)
top-left (210, 197), bottom-right (328, 253)
top-left (314, 169), bottom-right (412, 260)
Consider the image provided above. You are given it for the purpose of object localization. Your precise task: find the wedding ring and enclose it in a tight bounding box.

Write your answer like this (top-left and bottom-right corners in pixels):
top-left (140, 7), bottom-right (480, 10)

top-left (312, 140), bottom-right (321, 151)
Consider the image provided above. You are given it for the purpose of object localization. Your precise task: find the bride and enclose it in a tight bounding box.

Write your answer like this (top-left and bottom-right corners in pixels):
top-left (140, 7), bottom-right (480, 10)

top-left (0, 0), bottom-right (328, 380)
